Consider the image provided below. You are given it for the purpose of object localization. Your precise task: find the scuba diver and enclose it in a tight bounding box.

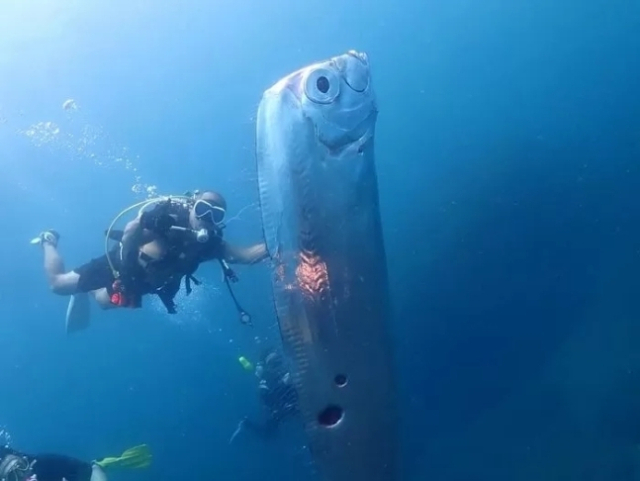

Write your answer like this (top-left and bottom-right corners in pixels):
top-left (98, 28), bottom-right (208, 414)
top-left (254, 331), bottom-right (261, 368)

top-left (32, 190), bottom-right (268, 332)
top-left (0, 444), bottom-right (151, 481)
top-left (230, 348), bottom-right (299, 443)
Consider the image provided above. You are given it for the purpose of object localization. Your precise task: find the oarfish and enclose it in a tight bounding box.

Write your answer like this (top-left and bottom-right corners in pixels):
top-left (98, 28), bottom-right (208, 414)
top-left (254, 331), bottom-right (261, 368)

top-left (256, 50), bottom-right (398, 481)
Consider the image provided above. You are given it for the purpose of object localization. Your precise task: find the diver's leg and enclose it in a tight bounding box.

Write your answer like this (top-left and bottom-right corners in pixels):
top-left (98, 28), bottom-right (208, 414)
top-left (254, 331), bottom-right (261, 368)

top-left (241, 418), bottom-right (267, 438)
top-left (262, 416), bottom-right (280, 437)
top-left (38, 232), bottom-right (81, 295)
top-left (37, 232), bottom-right (118, 303)
top-left (32, 454), bottom-right (96, 481)
top-left (91, 289), bottom-right (117, 310)
top-left (243, 417), bottom-right (278, 439)
top-left (90, 463), bottom-right (108, 481)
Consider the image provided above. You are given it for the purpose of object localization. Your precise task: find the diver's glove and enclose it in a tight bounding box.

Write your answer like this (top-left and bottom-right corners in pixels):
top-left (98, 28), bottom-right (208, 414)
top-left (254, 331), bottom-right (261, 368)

top-left (140, 211), bottom-right (174, 234)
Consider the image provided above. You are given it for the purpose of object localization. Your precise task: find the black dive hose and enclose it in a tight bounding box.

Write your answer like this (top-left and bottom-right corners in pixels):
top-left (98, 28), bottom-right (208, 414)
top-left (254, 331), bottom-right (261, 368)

top-left (220, 259), bottom-right (252, 326)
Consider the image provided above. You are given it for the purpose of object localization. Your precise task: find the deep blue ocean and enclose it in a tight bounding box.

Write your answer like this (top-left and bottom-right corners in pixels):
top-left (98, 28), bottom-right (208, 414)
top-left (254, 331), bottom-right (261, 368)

top-left (1, 0), bottom-right (639, 480)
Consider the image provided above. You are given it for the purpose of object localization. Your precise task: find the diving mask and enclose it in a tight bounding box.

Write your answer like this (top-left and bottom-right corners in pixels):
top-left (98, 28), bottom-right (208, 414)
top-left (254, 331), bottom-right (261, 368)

top-left (193, 199), bottom-right (225, 226)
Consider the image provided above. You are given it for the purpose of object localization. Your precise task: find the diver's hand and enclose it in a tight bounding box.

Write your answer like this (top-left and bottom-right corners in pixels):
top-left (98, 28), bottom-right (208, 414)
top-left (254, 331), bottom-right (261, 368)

top-left (140, 211), bottom-right (174, 233)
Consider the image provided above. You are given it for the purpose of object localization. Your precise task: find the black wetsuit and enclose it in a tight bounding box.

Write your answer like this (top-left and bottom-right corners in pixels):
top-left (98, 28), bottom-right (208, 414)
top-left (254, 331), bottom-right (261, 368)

top-left (71, 247), bottom-right (156, 310)
top-left (244, 371), bottom-right (299, 438)
top-left (72, 245), bottom-right (157, 297)
top-left (139, 201), bottom-right (225, 312)
top-left (0, 447), bottom-right (92, 481)
top-left (73, 247), bottom-right (122, 294)
top-left (72, 200), bottom-right (224, 312)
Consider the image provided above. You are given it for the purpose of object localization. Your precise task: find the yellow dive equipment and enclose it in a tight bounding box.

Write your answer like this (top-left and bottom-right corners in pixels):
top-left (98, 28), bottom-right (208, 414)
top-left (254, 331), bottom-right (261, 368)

top-left (238, 356), bottom-right (253, 371)
top-left (94, 444), bottom-right (152, 470)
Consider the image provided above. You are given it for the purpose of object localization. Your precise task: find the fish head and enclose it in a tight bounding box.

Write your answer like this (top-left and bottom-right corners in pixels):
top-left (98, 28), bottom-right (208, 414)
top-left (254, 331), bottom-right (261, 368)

top-left (278, 50), bottom-right (377, 153)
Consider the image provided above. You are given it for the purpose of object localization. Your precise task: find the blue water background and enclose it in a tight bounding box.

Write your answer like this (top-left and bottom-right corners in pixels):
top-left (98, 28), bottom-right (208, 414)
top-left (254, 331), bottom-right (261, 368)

top-left (0, 0), bottom-right (639, 479)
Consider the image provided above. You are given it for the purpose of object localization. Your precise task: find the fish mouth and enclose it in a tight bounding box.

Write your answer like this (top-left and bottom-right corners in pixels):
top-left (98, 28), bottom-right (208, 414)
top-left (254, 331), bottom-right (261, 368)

top-left (320, 117), bottom-right (375, 157)
top-left (336, 50), bottom-right (371, 93)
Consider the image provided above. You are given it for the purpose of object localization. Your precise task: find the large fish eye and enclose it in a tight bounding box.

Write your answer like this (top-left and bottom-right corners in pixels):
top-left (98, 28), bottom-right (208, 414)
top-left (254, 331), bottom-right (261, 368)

top-left (304, 67), bottom-right (340, 104)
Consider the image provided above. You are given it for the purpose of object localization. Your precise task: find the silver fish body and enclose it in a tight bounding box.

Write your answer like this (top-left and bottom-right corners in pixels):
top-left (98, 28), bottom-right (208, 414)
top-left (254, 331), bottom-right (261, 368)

top-left (256, 50), bottom-right (397, 481)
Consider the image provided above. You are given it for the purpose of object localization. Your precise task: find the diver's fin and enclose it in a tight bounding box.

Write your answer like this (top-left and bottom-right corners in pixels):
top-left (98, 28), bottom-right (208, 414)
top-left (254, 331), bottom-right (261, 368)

top-left (65, 293), bottom-right (91, 333)
top-left (104, 229), bottom-right (124, 242)
top-left (95, 444), bottom-right (152, 470)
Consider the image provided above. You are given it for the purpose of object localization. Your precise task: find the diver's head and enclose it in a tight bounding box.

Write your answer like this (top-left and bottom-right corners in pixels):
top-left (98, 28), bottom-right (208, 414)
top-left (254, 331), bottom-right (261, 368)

top-left (265, 351), bottom-right (281, 366)
top-left (260, 348), bottom-right (285, 373)
top-left (137, 239), bottom-right (167, 270)
top-left (255, 348), bottom-right (278, 379)
top-left (259, 347), bottom-right (277, 363)
top-left (189, 190), bottom-right (227, 231)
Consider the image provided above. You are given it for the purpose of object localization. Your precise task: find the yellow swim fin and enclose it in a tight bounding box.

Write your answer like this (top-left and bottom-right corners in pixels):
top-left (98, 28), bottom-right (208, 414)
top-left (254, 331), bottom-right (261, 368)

top-left (94, 444), bottom-right (152, 470)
